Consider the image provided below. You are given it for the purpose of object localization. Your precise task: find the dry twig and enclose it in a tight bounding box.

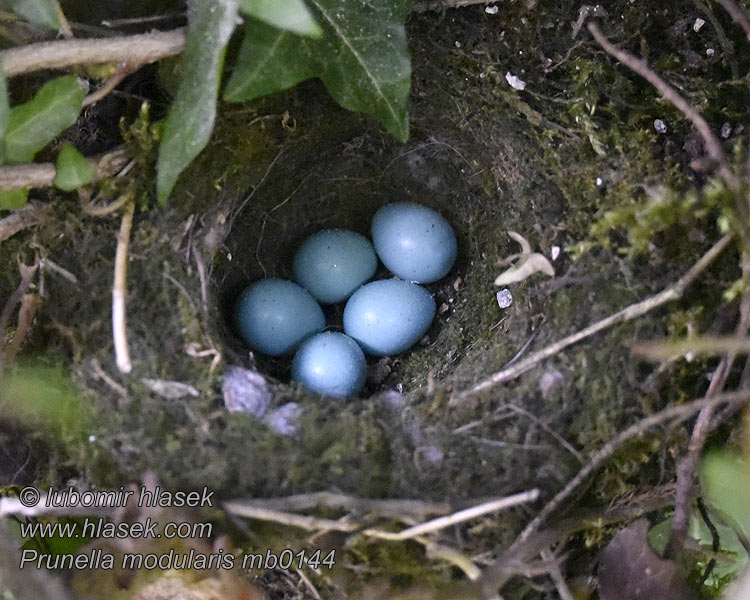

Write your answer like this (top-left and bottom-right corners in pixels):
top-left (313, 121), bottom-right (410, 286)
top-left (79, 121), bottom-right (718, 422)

top-left (0, 147), bottom-right (129, 192)
top-left (714, 0), bottom-right (750, 39)
top-left (0, 28), bottom-right (186, 77)
top-left (665, 280), bottom-right (750, 558)
top-left (587, 22), bottom-right (737, 187)
top-left (515, 389), bottom-right (750, 548)
top-left (455, 234), bottom-right (733, 402)
top-left (412, 0), bottom-right (498, 11)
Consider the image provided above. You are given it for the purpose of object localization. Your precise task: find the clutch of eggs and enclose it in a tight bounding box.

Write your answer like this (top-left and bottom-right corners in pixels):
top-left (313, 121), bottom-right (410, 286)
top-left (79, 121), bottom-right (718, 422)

top-left (234, 203), bottom-right (456, 398)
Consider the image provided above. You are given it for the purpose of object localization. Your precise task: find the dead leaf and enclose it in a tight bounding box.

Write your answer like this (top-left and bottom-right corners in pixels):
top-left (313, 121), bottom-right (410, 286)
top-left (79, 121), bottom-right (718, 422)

top-left (598, 519), bottom-right (697, 600)
top-left (494, 231), bottom-right (555, 286)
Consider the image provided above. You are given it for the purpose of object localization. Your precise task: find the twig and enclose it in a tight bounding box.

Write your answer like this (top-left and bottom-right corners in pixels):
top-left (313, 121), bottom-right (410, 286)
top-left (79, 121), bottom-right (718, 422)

top-left (0, 258), bottom-right (38, 367)
top-left (507, 403), bottom-right (584, 463)
top-left (587, 22), bottom-right (737, 188)
top-left (82, 67), bottom-right (133, 107)
top-left (0, 202), bottom-right (51, 242)
top-left (221, 502), bottom-right (360, 533)
top-left (412, 0), bottom-right (498, 12)
top-left (0, 147), bottom-right (129, 191)
top-left (664, 282), bottom-right (750, 558)
top-left (540, 548), bottom-right (575, 600)
top-left (455, 234), bottom-right (733, 402)
top-left (0, 28), bottom-right (186, 77)
top-left (514, 389), bottom-right (750, 547)
top-left (714, 0), bottom-right (750, 39)
top-left (228, 491), bottom-right (450, 521)
top-left (112, 198), bottom-right (134, 374)
top-left (53, 0), bottom-right (73, 39)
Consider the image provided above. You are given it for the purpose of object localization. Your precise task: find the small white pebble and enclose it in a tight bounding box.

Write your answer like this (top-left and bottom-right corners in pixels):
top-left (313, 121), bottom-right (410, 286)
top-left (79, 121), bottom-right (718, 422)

top-left (88, 434), bottom-right (96, 443)
top-left (721, 122), bottom-right (732, 139)
top-left (455, 40), bottom-right (462, 48)
top-left (505, 72), bottom-right (526, 91)
top-left (595, 176), bottom-right (603, 187)
top-left (654, 119), bottom-right (667, 134)
top-left (485, 4), bottom-right (499, 14)
top-left (706, 47), bottom-right (715, 57)
top-left (551, 246), bottom-right (561, 261)
top-left (496, 288), bottom-right (513, 309)
top-left (693, 17), bottom-right (705, 32)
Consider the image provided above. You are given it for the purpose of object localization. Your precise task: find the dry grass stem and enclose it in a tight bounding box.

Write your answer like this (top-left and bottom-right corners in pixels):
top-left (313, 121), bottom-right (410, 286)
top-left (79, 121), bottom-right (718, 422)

top-left (112, 199), bottom-right (135, 374)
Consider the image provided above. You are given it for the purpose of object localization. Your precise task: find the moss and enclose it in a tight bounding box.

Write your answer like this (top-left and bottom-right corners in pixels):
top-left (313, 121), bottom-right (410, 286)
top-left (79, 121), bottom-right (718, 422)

top-left (3, 0), bottom-right (750, 596)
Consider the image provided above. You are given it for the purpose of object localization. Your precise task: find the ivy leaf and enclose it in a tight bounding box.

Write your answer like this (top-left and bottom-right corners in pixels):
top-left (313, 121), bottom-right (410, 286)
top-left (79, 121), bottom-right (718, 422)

top-left (238, 0), bottom-right (322, 37)
top-left (5, 75), bottom-right (85, 164)
top-left (6, 0), bottom-right (60, 30)
top-left (0, 189), bottom-right (29, 210)
top-left (156, 0), bottom-right (238, 205)
top-left (701, 450), bottom-right (750, 540)
top-left (54, 142), bottom-right (95, 191)
top-left (224, 0), bottom-right (411, 142)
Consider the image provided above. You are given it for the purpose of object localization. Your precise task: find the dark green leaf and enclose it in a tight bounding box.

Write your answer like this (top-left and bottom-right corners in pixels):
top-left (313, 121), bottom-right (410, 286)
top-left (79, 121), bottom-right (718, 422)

top-left (701, 450), bottom-right (750, 540)
top-left (0, 366), bottom-right (90, 440)
top-left (54, 142), bottom-right (95, 191)
top-left (224, 0), bottom-right (411, 142)
top-left (6, 0), bottom-right (60, 29)
top-left (239, 0), bottom-right (322, 37)
top-left (0, 188), bottom-right (28, 210)
top-left (5, 75), bottom-right (85, 163)
top-left (156, 0), bottom-right (239, 205)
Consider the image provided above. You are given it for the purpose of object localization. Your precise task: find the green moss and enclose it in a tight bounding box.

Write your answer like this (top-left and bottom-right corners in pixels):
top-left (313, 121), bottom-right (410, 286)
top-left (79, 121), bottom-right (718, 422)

top-left (3, 0), bottom-right (750, 596)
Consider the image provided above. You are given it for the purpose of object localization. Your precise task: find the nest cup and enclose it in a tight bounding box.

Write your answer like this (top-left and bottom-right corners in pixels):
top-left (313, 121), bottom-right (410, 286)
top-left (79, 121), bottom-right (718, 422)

top-left (216, 135), bottom-right (481, 394)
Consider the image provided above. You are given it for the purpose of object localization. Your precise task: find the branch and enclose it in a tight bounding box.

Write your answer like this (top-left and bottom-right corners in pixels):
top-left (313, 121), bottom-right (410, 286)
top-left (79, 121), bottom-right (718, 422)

top-left (0, 28), bottom-right (186, 77)
top-left (455, 234), bottom-right (733, 402)
top-left (412, 0), bottom-right (498, 12)
top-left (514, 389), bottom-right (750, 547)
top-left (587, 22), bottom-right (737, 188)
top-left (714, 0), bottom-right (750, 39)
top-left (0, 147), bottom-right (129, 191)
top-left (664, 275), bottom-right (750, 558)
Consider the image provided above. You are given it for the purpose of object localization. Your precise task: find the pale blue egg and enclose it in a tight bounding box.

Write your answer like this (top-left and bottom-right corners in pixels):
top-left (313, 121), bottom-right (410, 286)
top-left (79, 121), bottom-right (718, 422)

top-left (371, 202), bottom-right (457, 283)
top-left (291, 332), bottom-right (366, 397)
top-left (343, 280), bottom-right (436, 356)
top-left (234, 279), bottom-right (325, 356)
top-left (293, 229), bottom-right (378, 303)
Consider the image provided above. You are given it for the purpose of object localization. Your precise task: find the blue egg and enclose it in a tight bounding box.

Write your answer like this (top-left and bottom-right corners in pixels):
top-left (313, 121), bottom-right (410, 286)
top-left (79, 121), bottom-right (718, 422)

top-left (371, 202), bottom-right (457, 283)
top-left (293, 229), bottom-right (378, 303)
top-left (234, 279), bottom-right (325, 356)
top-left (343, 280), bottom-right (436, 356)
top-left (292, 332), bottom-right (367, 397)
